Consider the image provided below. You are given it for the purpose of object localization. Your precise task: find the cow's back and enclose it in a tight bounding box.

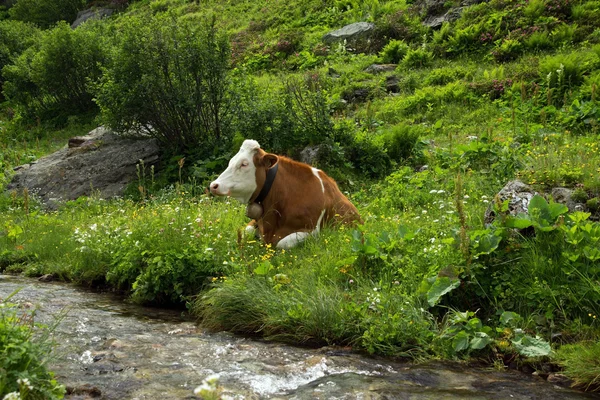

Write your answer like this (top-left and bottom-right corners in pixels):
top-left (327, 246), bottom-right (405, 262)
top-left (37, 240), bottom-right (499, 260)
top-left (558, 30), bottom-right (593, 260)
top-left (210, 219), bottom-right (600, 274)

top-left (318, 171), bottom-right (362, 225)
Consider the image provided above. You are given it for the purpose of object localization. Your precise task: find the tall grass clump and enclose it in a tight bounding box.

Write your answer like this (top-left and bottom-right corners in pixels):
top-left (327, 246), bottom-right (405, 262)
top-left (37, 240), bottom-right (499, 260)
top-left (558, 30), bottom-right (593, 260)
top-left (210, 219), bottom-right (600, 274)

top-left (556, 341), bottom-right (600, 391)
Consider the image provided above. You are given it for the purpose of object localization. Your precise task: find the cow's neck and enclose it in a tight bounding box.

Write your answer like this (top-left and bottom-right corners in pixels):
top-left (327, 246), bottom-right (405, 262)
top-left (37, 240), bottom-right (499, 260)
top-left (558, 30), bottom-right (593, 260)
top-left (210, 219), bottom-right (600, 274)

top-left (252, 162), bottom-right (278, 205)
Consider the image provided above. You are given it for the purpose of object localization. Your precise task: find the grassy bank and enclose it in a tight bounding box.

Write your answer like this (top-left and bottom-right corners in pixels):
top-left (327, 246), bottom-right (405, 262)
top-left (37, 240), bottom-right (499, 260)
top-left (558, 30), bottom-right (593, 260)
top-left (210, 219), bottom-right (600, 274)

top-left (1, 0), bottom-right (600, 391)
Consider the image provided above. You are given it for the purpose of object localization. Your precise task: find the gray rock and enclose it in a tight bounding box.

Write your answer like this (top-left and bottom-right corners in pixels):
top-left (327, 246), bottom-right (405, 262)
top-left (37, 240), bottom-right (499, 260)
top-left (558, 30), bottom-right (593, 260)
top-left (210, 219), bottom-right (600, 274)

top-left (300, 145), bottom-right (321, 165)
top-left (7, 126), bottom-right (160, 208)
top-left (364, 64), bottom-right (398, 74)
top-left (484, 180), bottom-right (538, 225)
top-left (323, 22), bottom-right (375, 45)
top-left (71, 8), bottom-right (114, 29)
top-left (423, 7), bottom-right (464, 29)
top-left (551, 187), bottom-right (585, 212)
top-left (38, 274), bottom-right (55, 282)
top-left (386, 75), bottom-right (400, 93)
top-left (546, 373), bottom-right (574, 387)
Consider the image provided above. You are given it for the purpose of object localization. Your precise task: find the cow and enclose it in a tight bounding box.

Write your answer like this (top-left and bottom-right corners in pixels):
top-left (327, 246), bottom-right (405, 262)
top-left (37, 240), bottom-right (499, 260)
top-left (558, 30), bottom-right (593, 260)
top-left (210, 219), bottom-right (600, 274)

top-left (209, 139), bottom-right (361, 249)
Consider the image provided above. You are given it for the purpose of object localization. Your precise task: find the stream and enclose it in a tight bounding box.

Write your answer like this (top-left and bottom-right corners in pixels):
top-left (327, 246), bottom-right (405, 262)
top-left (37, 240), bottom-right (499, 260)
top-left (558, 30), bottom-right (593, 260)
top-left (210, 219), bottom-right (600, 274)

top-left (1, 274), bottom-right (599, 400)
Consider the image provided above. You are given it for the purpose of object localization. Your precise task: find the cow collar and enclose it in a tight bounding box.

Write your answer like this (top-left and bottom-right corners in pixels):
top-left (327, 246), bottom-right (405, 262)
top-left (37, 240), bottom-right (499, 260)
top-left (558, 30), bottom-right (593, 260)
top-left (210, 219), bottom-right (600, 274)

top-left (253, 162), bottom-right (278, 205)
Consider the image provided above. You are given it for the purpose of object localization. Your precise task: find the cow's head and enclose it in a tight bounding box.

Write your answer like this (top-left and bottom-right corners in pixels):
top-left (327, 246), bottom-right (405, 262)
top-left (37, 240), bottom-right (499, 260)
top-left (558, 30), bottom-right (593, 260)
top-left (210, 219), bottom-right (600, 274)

top-left (209, 140), bottom-right (278, 203)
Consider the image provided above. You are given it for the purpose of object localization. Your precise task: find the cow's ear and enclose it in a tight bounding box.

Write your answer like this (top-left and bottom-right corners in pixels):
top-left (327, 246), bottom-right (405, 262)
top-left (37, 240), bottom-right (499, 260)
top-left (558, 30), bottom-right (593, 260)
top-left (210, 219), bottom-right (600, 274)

top-left (262, 154), bottom-right (278, 168)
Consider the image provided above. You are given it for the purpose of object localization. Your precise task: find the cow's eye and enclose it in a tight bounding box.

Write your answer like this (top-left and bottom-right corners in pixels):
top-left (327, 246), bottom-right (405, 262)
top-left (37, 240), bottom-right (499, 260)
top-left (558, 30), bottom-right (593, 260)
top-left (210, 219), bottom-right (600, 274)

top-left (241, 160), bottom-right (249, 168)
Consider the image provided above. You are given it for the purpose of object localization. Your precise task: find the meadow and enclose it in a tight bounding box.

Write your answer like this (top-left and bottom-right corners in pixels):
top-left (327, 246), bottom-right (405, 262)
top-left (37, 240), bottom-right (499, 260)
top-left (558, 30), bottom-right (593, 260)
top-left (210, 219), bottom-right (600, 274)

top-left (1, 0), bottom-right (600, 397)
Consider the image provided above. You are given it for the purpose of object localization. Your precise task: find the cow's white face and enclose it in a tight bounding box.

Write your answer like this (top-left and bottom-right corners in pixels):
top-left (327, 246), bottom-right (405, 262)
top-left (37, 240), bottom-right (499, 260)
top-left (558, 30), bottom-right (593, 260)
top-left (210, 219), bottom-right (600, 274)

top-left (210, 140), bottom-right (259, 203)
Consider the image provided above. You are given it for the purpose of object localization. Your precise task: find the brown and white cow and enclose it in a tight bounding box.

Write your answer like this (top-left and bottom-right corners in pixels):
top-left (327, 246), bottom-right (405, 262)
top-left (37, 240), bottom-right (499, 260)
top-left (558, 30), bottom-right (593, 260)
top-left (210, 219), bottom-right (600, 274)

top-left (209, 139), bottom-right (361, 249)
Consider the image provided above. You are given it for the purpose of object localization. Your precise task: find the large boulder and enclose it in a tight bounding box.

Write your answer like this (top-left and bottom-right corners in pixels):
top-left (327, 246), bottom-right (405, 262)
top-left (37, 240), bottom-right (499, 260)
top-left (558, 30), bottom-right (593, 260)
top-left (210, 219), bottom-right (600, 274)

top-left (7, 126), bottom-right (160, 208)
top-left (323, 22), bottom-right (375, 47)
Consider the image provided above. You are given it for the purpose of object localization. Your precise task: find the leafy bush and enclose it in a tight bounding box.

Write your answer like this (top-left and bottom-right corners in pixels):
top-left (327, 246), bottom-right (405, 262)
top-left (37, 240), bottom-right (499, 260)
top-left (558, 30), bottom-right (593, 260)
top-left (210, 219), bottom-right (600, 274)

top-left (0, 20), bottom-right (40, 100)
top-left (380, 123), bottom-right (425, 164)
top-left (345, 131), bottom-right (391, 178)
top-left (524, 30), bottom-right (553, 51)
top-left (0, 290), bottom-right (65, 399)
top-left (94, 13), bottom-right (232, 153)
top-left (378, 39), bottom-right (409, 64)
top-left (424, 66), bottom-right (468, 86)
top-left (2, 21), bottom-right (104, 123)
top-left (8, 0), bottom-right (85, 28)
top-left (539, 52), bottom-right (597, 99)
top-left (401, 47), bottom-right (434, 69)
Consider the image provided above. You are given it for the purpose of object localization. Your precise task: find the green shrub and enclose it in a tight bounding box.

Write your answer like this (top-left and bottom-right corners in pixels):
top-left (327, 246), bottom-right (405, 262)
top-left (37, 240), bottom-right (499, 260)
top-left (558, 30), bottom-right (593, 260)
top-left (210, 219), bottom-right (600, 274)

top-left (524, 0), bottom-right (546, 19)
top-left (378, 39), bottom-right (409, 64)
top-left (524, 30), bottom-right (553, 51)
top-left (401, 47), bottom-right (434, 69)
top-left (539, 52), bottom-right (595, 97)
top-left (571, 1), bottom-right (600, 25)
top-left (424, 66), bottom-right (468, 86)
top-left (551, 23), bottom-right (578, 45)
top-left (94, 13), bottom-right (232, 153)
top-left (445, 24), bottom-right (485, 55)
top-left (380, 123), bottom-right (425, 164)
top-left (0, 20), bottom-right (41, 100)
top-left (8, 0), bottom-right (85, 28)
top-left (2, 21), bottom-right (104, 123)
top-left (491, 39), bottom-right (523, 62)
top-left (346, 131), bottom-right (391, 178)
top-left (0, 291), bottom-right (65, 399)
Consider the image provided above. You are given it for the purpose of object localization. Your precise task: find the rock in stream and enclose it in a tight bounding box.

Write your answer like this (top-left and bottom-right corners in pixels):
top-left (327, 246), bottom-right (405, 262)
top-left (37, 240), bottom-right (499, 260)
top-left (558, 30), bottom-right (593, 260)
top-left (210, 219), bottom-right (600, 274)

top-left (1, 275), bottom-right (598, 400)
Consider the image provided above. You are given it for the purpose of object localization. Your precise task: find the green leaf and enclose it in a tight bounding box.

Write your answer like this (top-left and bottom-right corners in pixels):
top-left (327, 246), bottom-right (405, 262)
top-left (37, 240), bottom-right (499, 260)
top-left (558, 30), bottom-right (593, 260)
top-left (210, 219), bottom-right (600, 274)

top-left (583, 246), bottom-right (600, 261)
top-left (500, 311), bottom-right (521, 326)
top-left (253, 260), bottom-right (273, 276)
top-left (505, 215), bottom-right (533, 229)
top-left (528, 195), bottom-right (551, 221)
top-left (452, 330), bottom-right (470, 352)
top-left (548, 202), bottom-right (568, 219)
top-left (511, 335), bottom-right (551, 357)
top-left (426, 277), bottom-right (460, 307)
top-left (470, 332), bottom-right (493, 350)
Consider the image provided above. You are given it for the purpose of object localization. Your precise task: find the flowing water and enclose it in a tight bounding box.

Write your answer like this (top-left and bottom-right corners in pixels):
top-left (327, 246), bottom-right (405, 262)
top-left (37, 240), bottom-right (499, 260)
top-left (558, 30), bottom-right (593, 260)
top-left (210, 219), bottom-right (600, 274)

top-left (1, 274), bottom-right (599, 400)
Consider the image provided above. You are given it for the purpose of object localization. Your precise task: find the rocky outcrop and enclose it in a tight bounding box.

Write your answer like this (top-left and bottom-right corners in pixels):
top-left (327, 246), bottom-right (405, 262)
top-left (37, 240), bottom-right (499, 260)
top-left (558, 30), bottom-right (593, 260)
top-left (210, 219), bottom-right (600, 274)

top-left (71, 8), bottom-right (114, 29)
top-left (7, 126), bottom-right (160, 208)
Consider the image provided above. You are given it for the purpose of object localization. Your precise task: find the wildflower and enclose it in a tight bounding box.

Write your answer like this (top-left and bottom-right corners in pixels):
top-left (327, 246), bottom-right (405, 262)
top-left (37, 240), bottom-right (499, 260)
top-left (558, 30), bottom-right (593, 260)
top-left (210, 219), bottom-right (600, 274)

top-left (17, 378), bottom-right (33, 391)
top-left (90, 223), bottom-right (97, 231)
top-left (193, 374), bottom-right (220, 397)
top-left (2, 392), bottom-right (21, 400)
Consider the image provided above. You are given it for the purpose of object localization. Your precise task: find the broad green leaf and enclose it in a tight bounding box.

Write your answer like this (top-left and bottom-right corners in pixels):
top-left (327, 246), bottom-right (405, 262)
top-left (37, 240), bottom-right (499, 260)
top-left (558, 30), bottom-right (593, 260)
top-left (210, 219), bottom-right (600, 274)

top-left (512, 335), bottom-right (551, 357)
top-left (505, 213), bottom-right (533, 229)
top-left (453, 331), bottom-right (470, 353)
top-left (427, 277), bottom-right (460, 307)
top-left (528, 195), bottom-right (551, 221)
top-left (470, 332), bottom-right (493, 350)
top-left (500, 311), bottom-right (521, 326)
top-left (548, 202), bottom-right (568, 219)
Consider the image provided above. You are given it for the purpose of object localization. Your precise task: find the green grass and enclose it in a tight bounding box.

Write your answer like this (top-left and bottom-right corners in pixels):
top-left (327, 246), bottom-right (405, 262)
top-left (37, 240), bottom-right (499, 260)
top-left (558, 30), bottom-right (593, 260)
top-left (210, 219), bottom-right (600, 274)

top-left (1, 0), bottom-right (600, 390)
